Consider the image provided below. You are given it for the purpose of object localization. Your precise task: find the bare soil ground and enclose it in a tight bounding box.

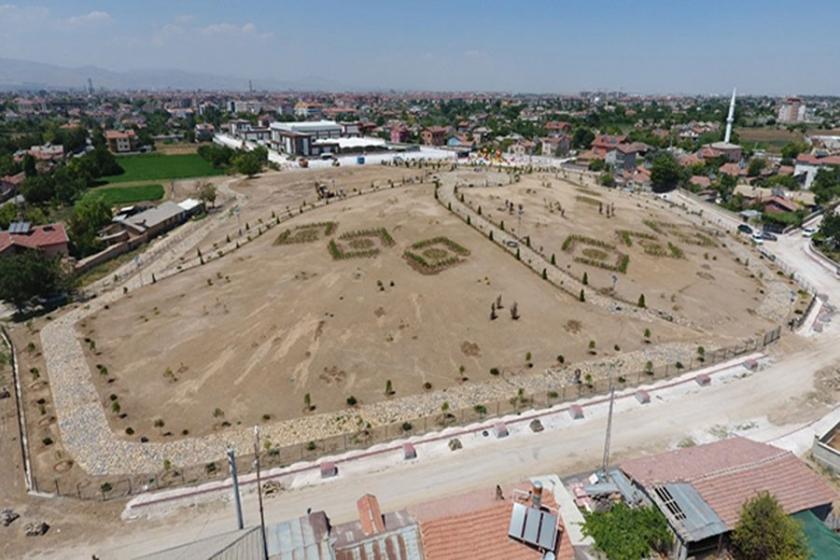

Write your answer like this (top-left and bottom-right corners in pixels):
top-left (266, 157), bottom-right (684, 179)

top-left (0, 326), bottom-right (125, 560)
top-left (155, 142), bottom-right (199, 155)
top-left (460, 173), bottom-right (781, 338)
top-left (78, 179), bottom-right (697, 442)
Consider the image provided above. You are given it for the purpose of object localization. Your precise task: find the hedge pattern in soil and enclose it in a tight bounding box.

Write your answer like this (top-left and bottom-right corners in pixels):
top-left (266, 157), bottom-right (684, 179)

top-left (328, 227), bottom-right (395, 260)
top-left (562, 234), bottom-right (630, 273)
top-left (274, 222), bottom-right (338, 245)
top-left (404, 236), bottom-right (471, 275)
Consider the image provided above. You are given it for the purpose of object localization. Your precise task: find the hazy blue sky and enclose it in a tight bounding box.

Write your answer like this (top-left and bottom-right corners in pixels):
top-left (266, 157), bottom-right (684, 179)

top-left (1, 0), bottom-right (838, 94)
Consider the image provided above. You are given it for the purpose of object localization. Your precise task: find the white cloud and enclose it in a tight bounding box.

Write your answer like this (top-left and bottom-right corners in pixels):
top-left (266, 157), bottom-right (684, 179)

top-left (64, 10), bottom-right (112, 27)
top-left (201, 22), bottom-right (253, 35)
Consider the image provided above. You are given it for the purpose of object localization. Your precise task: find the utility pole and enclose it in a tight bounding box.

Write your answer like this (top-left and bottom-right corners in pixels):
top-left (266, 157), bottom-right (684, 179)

top-left (601, 380), bottom-right (616, 474)
top-left (253, 426), bottom-right (269, 560)
top-left (227, 447), bottom-right (244, 530)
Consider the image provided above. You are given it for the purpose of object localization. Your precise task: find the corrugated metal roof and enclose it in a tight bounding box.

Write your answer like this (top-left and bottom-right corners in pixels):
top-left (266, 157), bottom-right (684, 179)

top-left (267, 513), bottom-right (334, 560)
top-left (133, 527), bottom-right (262, 560)
top-left (334, 525), bottom-right (423, 560)
top-left (656, 483), bottom-right (728, 542)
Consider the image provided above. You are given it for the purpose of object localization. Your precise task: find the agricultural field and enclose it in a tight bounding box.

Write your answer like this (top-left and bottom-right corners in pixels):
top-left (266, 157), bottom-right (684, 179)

top-left (81, 184), bottom-right (165, 206)
top-left (77, 177), bottom-right (702, 442)
top-left (736, 127), bottom-right (803, 152)
top-left (459, 172), bottom-right (794, 338)
top-left (102, 153), bottom-right (223, 184)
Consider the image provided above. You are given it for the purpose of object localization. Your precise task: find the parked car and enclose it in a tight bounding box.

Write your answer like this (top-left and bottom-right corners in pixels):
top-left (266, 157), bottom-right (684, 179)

top-left (761, 231), bottom-right (778, 241)
top-left (738, 224), bottom-right (753, 235)
top-left (751, 232), bottom-right (764, 244)
top-left (802, 226), bottom-right (817, 237)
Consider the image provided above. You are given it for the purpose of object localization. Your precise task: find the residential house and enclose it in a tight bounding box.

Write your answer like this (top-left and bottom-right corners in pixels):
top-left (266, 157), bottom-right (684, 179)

top-left (26, 143), bottom-right (64, 162)
top-left (0, 172), bottom-right (25, 203)
top-left (113, 201), bottom-right (187, 240)
top-left (390, 125), bottom-right (410, 144)
top-left (421, 126), bottom-right (448, 146)
top-left (0, 222), bottom-right (69, 258)
top-left (541, 135), bottom-right (571, 157)
top-left (689, 175), bottom-right (711, 190)
top-left (719, 162), bottom-right (745, 177)
top-left (545, 121), bottom-right (572, 136)
top-left (606, 143), bottom-right (644, 172)
top-left (620, 437), bottom-right (837, 559)
top-left (446, 135), bottom-right (473, 150)
top-left (294, 101), bottom-right (324, 120)
top-left (794, 153), bottom-right (840, 189)
top-left (411, 482), bottom-right (574, 560)
top-left (763, 195), bottom-right (800, 215)
top-left (591, 134), bottom-right (627, 157)
top-left (226, 99), bottom-right (262, 114)
top-left (472, 126), bottom-right (491, 145)
top-left (193, 123), bottom-right (215, 142)
top-left (508, 140), bottom-right (536, 158)
top-left (732, 184), bottom-right (816, 208)
top-left (104, 129), bottom-right (138, 153)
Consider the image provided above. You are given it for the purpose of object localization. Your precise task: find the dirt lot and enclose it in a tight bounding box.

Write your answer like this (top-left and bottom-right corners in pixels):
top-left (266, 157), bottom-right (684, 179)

top-left (460, 173), bottom-right (782, 338)
top-left (78, 178), bottom-right (699, 442)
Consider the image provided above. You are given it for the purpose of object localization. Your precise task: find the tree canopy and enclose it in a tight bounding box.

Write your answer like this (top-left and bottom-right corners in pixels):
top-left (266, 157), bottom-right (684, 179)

top-left (68, 195), bottom-right (113, 258)
top-left (810, 166), bottom-right (840, 205)
top-left (731, 492), bottom-right (809, 560)
top-left (582, 502), bottom-right (672, 560)
top-left (233, 151), bottom-right (263, 177)
top-left (0, 251), bottom-right (68, 312)
top-left (650, 152), bottom-right (684, 193)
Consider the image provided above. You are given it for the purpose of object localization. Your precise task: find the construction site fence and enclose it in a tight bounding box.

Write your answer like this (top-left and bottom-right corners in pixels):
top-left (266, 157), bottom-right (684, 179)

top-left (35, 326), bottom-right (781, 502)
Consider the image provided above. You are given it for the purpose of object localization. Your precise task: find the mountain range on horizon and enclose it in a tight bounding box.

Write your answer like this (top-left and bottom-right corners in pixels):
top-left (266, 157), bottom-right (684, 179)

top-left (0, 57), bottom-right (347, 93)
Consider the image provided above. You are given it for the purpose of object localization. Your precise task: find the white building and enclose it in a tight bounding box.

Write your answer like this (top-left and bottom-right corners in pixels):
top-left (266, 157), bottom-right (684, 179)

top-left (269, 120), bottom-right (342, 156)
top-left (778, 97), bottom-right (806, 124)
top-left (226, 99), bottom-right (263, 115)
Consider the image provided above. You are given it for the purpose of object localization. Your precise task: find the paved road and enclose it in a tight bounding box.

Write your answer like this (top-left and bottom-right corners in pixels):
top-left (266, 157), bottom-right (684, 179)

top-left (34, 184), bottom-right (840, 560)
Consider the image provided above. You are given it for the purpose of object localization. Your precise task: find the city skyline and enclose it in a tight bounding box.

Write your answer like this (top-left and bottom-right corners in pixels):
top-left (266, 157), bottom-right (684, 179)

top-left (1, 0), bottom-right (839, 95)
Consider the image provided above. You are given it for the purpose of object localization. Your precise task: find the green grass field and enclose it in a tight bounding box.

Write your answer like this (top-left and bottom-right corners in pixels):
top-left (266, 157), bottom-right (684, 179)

top-left (103, 153), bottom-right (223, 184)
top-left (82, 184), bottom-right (165, 206)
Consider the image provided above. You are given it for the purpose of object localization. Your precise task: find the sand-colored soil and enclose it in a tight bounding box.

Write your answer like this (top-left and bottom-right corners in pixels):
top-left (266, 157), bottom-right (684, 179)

top-left (460, 174), bottom-right (780, 338)
top-left (79, 180), bottom-right (698, 441)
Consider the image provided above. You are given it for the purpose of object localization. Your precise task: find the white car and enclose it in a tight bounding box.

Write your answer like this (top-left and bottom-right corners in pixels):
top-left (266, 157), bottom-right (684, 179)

top-left (751, 232), bottom-right (764, 245)
top-left (802, 227), bottom-right (817, 237)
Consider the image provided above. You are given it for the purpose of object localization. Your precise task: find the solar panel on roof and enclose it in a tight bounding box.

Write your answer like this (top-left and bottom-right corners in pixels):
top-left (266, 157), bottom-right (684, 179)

top-left (523, 507), bottom-right (541, 544)
top-left (537, 512), bottom-right (558, 550)
top-left (8, 221), bottom-right (31, 234)
top-left (508, 503), bottom-right (558, 552)
top-left (508, 502), bottom-right (527, 539)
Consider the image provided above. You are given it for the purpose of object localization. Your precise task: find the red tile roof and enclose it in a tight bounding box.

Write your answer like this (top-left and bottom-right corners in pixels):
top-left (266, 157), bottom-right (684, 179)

top-left (719, 162), bottom-right (743, 176)
top-left (690, 175), bottom-right (711, 188)
top-left (0, 223), bottom-right (69, 255)
top-left (621, 437), bottom-right (837, 530)
top-left (796, 154), bottom-right (840, 166)
top-left (105, 129), bottom-right (136, 140)
top-left (764, 196), bottom-right (799, 213)
top-left (412, 485), bottom-right (573, 560)
top-left (592, 134), bottom-right (627, 150)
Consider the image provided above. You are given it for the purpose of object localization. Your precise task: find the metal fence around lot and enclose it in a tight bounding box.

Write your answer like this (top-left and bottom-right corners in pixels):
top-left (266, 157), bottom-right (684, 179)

top-left (35, 325), bottom-right (781, 502)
